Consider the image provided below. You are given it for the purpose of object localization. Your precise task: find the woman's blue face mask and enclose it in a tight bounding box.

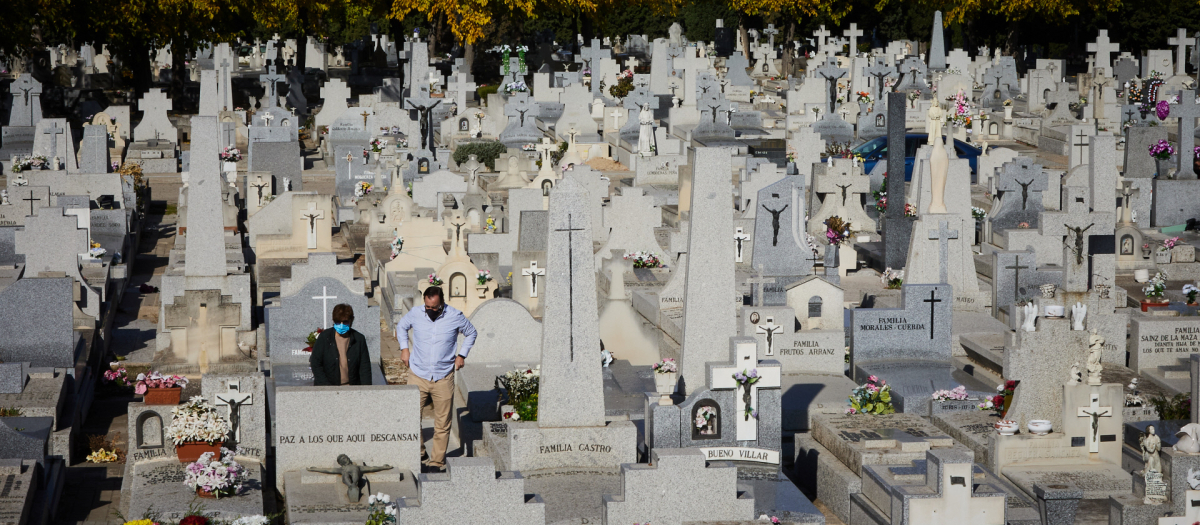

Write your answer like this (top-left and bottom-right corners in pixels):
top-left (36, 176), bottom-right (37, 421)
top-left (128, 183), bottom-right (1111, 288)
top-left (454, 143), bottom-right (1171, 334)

top-left (333, 323), bottom-right (350, 335)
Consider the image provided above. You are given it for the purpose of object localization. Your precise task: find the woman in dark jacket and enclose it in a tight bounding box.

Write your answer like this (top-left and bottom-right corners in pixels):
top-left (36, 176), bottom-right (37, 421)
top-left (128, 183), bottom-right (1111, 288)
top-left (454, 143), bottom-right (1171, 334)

top-left (309, 304), bottom-right (373, 386)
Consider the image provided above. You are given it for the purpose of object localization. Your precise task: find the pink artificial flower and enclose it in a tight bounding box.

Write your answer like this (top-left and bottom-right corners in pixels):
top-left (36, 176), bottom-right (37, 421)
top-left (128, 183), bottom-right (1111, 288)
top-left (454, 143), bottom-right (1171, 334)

top-left (868, 375), bottom-right (878, 383)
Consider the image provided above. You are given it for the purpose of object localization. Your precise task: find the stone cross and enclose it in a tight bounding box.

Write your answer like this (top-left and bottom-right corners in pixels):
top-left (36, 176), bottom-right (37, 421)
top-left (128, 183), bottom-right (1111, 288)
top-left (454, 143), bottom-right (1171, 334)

top-left (1170, 29), bottom-right (1193, 76)
top-left (259, 66), bottom-right (286, 108)
top-left (865, 56), bottom-right (897, 101)
top-left (755, 317), bottom-right (784, 356)
top-left (301, 201), bottom-right (325, 249)
top-left (928, 220), bottom-right (959, 284)
top-left (522, 260), bottom-right (546, 298)
top-left (504, 93), bottom-right (540, 129)
top-left (813, 25), bottom-right (831, 49)
top-left (1041, 186), bottom-right (1112, 292)
top-left (1087, 30), bottom-right (1120, 73)
top-left (1076, 391), bottom-right (1112, 453)
top-left (1003, 254), bottom-right (1031, 302)
top-left (763, 24), bottom-right (779, 49)
top-left (214, 381), bottom-right (253, 442)
top-left (609, 108), bottom-right (623, 131)
top-left (734, 227), bottom-right (750, 263)
top-left (448, 71), bottom-right (477, 110)
top-left (1045, 82), bottom-right (1078, 123)
top-left (312, 284), bottom-right (338, 328)
top-left (577, 39), bottom-right (609, 97)
top-left (1072, 128), bottom-right (1091, 164)
top-left (710, 340), bottom-right (780, 441)
top-left (844, 23), bottom-right (863, 56)
top-left (11, 75), bottom-right (39, 106)
top-left (744, 264), bottom-right (775, 308)
top-left (1172, 90), bottom-right (1200, 176)
top-left (812, 56), bottom-right (848, 115)
top-left (42, 122), bottom-right (64, 158)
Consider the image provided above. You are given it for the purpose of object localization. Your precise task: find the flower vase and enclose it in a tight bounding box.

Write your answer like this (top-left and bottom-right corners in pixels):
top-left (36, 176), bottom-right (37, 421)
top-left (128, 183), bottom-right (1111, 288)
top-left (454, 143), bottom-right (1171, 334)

top-left (143, 386), bottom-right (182, 406)
top-left (176, 441), bottom-right (222, 463)
top-left (476, 285), bottom-right (489, 299)
top-left (654, 372), bottom-right (677, 405)
top-left (1142, 246), bottom-right (1152, 258)
top-left (1003, 106), bottom-right (1013, 119)
top-left (373, 151), bottom-right (380, 161)
top-left (1156, 157), bottom-right (1174, 178)
top-left (1156, 248), bottom-right (1173, 264)
top-left (222, 161), bottom-right (237, 173)
top-left (196, 487), bottom-right (234, 499)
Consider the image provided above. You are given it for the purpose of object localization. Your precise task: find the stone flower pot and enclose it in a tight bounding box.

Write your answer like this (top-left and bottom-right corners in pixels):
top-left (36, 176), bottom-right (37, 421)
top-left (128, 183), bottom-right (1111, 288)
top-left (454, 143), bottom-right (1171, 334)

top-left (1156, 157), bottom-right (1174, 178)
top-left (1155, 248), bottom-right (1173, 264)
top-left (1027, 420), bottom-right (1053, 435)
top-left (654, 372), bottom-right (677, 405)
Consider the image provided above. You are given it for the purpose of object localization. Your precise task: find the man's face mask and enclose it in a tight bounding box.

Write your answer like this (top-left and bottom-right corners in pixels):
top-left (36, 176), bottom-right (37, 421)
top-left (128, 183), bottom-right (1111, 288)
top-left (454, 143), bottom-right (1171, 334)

top-left (425, 305), bottom-right (442, 322)
top-left (333, 323), bottom-right (351, 335)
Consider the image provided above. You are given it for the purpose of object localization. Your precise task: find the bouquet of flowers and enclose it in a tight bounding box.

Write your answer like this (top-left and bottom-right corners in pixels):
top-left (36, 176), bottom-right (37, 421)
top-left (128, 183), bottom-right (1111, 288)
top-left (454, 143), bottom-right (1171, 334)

top-left (86, 449), bottom-right (119, 463)
top-left (428, 273), bottom-right (443, 286)
top-left (370, 138), bottom-right (387, 153)
top-left (365, 492), bottom-right (398, 525)
top-left (609, 69), bottom-right (635, 98)
top-left (651, 358), bottom-right (677, 374)
top-left (304, 328), bottom-right (323, 352)
top-left (219, 146), bottom-right (242, 163)
top-left (1149, 140), bottom-right (1175, 160)
top-left (1143, 272), bottom-right (1167, 299)
top-left (880, 268), bottom-right (903, 289)
top-left (733, 369), bottom-right (760, 419)
top-left (103, 367), bottom-right (135, 389)
top-left (1157, 100), bottom-right (1171, 120)
top-left (695, 406), bottom-right (717, 434)
top-left (496, 366), bottom-right (540, 421)
top-left (485, 216), bottom-right (496, 232)
top-left (845, 375), bottom-right (894, 415)
top-left (971, 206), bottom-right (986, 221)
top-left (1003, 99), bottom-right (1013, 107)
top-left (504, 81), bottom-right (528, 94)
top-left (623, 251), bottom-right (664, 269)
top-left (521, 143), bottom-right (536, 151)
top-left (824, 141), bottom-right (853, 159)
top-left (355, 181), bottom-right (373, 198)
top-left (1184, 284), bottom-right (1198, 304)
top-left (11, 155), bottom-right (48, 173)
top-left (476, 270), bottom-right (492, 285)
top-left (184, 448), bottom-right (247, 498)
top-left (134, 371), bottom-right (189, 395)
top-left (1164, 236), bottom-right (1181, 249)
top-left (980, 380), bottom-right (1017, 413)
top-left (824, 216), bottom-right (853, 246)
top-left (946, 90), bottom-right (971, 127)
top-left (166, 397), bottom-right (232, 445)
top-left (856, 91), bottom-right (873, 104)
top-left (389, 232), bottom-right (404, 260)
top-left (931, 385), bottom-right (968, 401)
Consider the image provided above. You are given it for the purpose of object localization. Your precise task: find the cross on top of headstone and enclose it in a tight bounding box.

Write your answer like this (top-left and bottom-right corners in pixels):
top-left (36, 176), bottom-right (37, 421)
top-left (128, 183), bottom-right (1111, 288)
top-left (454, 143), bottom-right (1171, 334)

top-left (1087, 30), bottom-right (1120, 73)
top-left (844, 23), bottom-right (864, 55)
top-left (10, 74), bottom-right (40, 105)
top-left (813, 25), bottom-right (831, 48)
top-left (260, 66), bottom-right (286, 108)
top-left (997, 158), bottom-right (1047, 211)
top-left (812, 56), bottom-right (848, 114)
top-left (865, 57), bottom-right (897, 99)
top-left (504, 93), bottom-right (541, 127)
top-left (927, 220), bottom-right (959, 285)
top-left (763, 24), bottom-right (779, 48)
top-left (1169, 29), bottom-right (1193, 76)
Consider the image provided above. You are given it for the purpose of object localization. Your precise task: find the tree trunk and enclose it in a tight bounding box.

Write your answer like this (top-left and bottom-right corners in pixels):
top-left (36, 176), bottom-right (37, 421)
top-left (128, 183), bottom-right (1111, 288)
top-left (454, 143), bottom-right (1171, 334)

top-left (431, 17), bottom-right (441, 58)
top-left (1004, 18), bottom-right (1021, 57)
top-left (295, 7), bottom-right (309, 73)
top-left (130, 38), bottom-right (152, 103)
top-left (170, 41), bottom-right (186, 110)
top-left (390, 18), bottom-right (407, 85)
top-left (464, 43), bottom-right (474, 77)
top-left (782, 22), bottom-right (795, 79)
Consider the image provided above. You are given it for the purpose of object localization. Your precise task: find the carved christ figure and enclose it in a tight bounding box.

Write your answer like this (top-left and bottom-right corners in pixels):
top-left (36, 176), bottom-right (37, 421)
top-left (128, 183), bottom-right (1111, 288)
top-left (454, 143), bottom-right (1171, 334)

top-left (762, 203), bottom-right (789, 246)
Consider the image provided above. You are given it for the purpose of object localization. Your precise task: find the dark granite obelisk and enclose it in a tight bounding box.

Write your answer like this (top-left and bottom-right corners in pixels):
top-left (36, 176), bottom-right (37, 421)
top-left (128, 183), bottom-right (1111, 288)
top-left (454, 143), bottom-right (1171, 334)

top-left (883, 92), bottom-right (911, 270)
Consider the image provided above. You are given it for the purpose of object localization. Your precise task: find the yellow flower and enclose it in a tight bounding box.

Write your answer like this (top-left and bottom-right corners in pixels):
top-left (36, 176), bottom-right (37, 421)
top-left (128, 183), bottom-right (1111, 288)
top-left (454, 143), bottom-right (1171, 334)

top-left (124, 519), bottom-right (154, 525)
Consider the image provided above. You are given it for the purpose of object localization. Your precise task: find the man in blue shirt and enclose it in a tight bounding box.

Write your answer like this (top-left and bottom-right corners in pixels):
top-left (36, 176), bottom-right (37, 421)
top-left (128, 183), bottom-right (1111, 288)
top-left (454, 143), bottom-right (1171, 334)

top-left (396, 286), bottom-right (477, 472)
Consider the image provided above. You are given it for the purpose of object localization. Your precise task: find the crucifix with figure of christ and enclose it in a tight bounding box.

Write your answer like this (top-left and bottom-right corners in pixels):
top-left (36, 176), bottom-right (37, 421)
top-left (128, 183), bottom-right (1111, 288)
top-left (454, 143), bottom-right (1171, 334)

top-left (1076, 392), bottom-right (1112, 453)
top-left (301, 201), bottom-right (324, 249)
top-left (214, 381), bottom-right (253, 443)
top-left (259, 66), bottom-right (286, 108)
top-left (734, 227), bottom-right (750, 263)
top-left (710, 341), bottom-right (780, 441)
top-left (555, 214), bottom-right (586, 361)
top-left (755, 317), bottom-right (784, 356)
top-left (812, 57), bottom-right (847, 115)
top-left (522, 261), bottom-right (546, 298)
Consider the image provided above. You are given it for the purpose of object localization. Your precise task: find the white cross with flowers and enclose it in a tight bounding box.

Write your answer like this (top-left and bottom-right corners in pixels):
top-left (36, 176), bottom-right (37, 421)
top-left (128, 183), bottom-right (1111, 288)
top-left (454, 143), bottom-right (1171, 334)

top-left (710, 340), bottom-right (781, 441)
